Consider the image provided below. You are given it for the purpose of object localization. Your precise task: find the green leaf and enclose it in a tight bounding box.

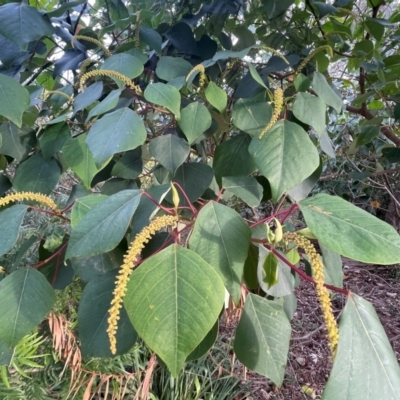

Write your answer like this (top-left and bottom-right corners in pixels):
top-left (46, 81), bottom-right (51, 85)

top-left (312, 72), bottom-right (342, 113)
top-left (299, 194), bottom-right (400, 264)
top-left (111, 147), bottom-right (143, 179)
top-left (66, 190), bottom-right (142, 259)
top-left (249, 120), bottom-right (320, 202)
top-left (78, 270), bottom-right (137, 357)
top-left (189, 201), bottom-right (251, 304)
top-left (356, 124), bottom-right (380, 146)
top-left (0, 122), bottom-right (34, 162)
top-left (125, 245), bottom-right (225, 376)
top-left (320, 243), bottom-right (343, 288)
top-left (262, 252), bottom-right (279, 288)
top-left (71, 248), bottom-right (123, 282)
top-left (186, 321), bottom-right (219, 361)
top-left (0, 3), bottom-right (54, 51)
top-left (213, 134), bottom-right (257, 185)
top-left (13, 154), bottom-right (60, 195)
top-left (232, 98), bottom-right (273, 137)
top-left (156, 56), bottom-right (192, 81)
top-left (149, 134), bottom-right (190, 174)
top-left (322, 294), bottom-right (400, 400)
top-left (139, 27), bottom-right (162, 53)
top-left (257, 247), bottom-right (294, 297)
top-left (0, 205), bottom-right (28, 257)
top-left (287, 159), bottom-right (323, 202)
top-left (62, 134), bottom-right (101, 189)
top-left (382, 147), bottom-right (400, 163)
top-left (86, 88), bottom-right (122, 121)
top-left (100, 54), bottom-right (143, 82)
top-left (71, 194), bottom-right (108, 228)
top-left (86, 108), bottom-right (147, 167)
top-left (39, 122), bottom-right (70, 160)
top-left (73, 82), bottom-right (103, 115)
top-left (365, 18), bottom-right (385, 42)
top-left (294, 73), bottom-right (310, 92)
top-left (167, 163), bottom-right (214, 207)
top-left (0, 74), bottom-right (30, 128)
top-left (0, 268), bottom-right (55, 348)
top-left (292, 92), bottom-right (326, 137)
top-left (178, 102), bottom-right (212, 144)
top-left (204, 82), bottom-right (227, 113)
top-left (130, 184), bottom-right (170, 237)
top-left (233, 294), bottom-right (291, 386)
top-left (247, 63), bottom-right (268, 89)
top-left (222, 176), bottom-right (263, 207)
top-left (144, 83), bottom-right (181, 119)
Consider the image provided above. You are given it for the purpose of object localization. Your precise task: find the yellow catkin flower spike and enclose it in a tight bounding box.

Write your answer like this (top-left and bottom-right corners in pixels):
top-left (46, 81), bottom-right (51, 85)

top-left (78, 58), bottom-right (96, 79)
top-left (79, 70), bottom-right (142, 94)
top-left (261, 46), bottom-right (290, 65)
top-left (71, 35), bottom-right (112, 57)
top-left (259, 87), bottom-right (284, 139)
top-left (337, 7), bottom-right (359, 20)
top-left (0, 192), bottom-right (59, 212)
top-left (134, 11), bottom-right (141, 48)
top-left (283, 232), bottom-right (339, 356)
top-left (186, 64), bottom-right (206, 89)
top-left (107, 214), bottom-right (179, 354)
top-left (46, 90), bottom-right (73, 102)
top-left (295, 45), bottom-right (333, 75)
top-left (170, 183), bottom-right (180, 214)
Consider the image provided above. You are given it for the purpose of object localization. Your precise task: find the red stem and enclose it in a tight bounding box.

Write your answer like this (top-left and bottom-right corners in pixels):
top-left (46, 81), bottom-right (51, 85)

top-left (171, 182), bottom-right (197, 214)
top-left (33, 242), bottom-right (68, 269)
top-left (29, 206), bottom-right (70, 222)
top-left (250, 205), bottom-right (298, 228)
top-left (141, 191), bottom-right (175, 215)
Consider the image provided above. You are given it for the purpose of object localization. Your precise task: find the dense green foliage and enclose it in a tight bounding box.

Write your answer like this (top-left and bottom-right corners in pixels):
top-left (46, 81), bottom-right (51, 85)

top-left (0, 0), bottom-right (400, 397)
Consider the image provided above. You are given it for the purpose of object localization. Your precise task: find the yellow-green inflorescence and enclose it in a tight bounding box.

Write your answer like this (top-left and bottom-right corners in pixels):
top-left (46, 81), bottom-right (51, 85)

top-left (259, 87), bottom-right (284, 139)
top-left (284, 232), bottom-right (339, 356)
top-left (107, 214), bottom-right (179, 354)
top-left (79, 70), bottom-right (142, 94)
top-left (0, 192), bottom-right (59, 212)
top-left (71, 35), bottom-right (112, 57)
top-left (46, 90), bottom-right (74, 102)
top-left (295, 45), bottom-right (333, 75)
top-left (186, 64), bottom-right (207, 89)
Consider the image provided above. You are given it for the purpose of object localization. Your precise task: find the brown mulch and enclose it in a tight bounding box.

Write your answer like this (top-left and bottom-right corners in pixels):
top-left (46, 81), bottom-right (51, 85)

top-left (222, 261), bottom-right (400, 400)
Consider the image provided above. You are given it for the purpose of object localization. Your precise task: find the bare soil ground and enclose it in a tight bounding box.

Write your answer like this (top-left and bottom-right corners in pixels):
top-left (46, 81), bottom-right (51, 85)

top-left (221, 261), bottom-right (400, 400)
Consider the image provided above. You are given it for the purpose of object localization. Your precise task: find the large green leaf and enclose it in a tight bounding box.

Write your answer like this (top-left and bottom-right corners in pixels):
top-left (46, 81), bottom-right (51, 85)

top-left (70, 194), bottom-right (108, 228)
top-left (0, 122), bottom-right (35, 162)
top-left (71, 248), bottom-right (123, 282)
top-left (249, 120), bottom-right (319, 202)
top-left (299, 194), bottom-right (400, 264)
top-left (292, 92), bottom-right (326, 137)
top-left (86, 108), bottom-right (147, 167)
top-left (144, 83), bottom-right (181, 119)
top-left (66, 190), bottom-right (142, 259)
top-left (213, 134), bottom-right (257, 185)
top-left (149, 134), bottom-right (190, 174)
top-left (232, 98), bottom-right (273, 137)
top-left (233, 294), bottom-right (291, 386)
top-left (111, 147), bottom-right (143, 179)
top-left (179, 102), bottom-right (212, 144)
top-left (0, 74), bottom-right (30, 128)
top-left (0, 268), bottom-right (55, 347)
top-left (320, 243), bottom-right (343, 288)
top-left (124, 245), bottom-right (225, 376)
top-left (0, 205), bottom-right (28, 257)
top-left (222, 176), bottom-right (263, 207)
top-left (205, 82), bottom-right (227, 113)
top-left (189, 201), bottom-right (251, 304)
top-left (0, 3), bottom-right (54, 50)
top-left (62, 134), bottom-right (101, 189)
top-left (73, 82), bottom-right (103, 115)
top-left (86, 88), bottom-right (122, 121)
top-left (322, 294), bottom-right (400, 399)
top-left (312, 72), bottom-right (342, 113)
top-left (13, 154), bottom-right (60, 195)
top-left (155, 56), bottom-right (192, 81)
top-left (167, 163), bottom-right (214, 207)
top-left (78, 270), bottom-right (137, 357)
top-left (100, 54), bottom-right (143, 82)
top-left (39, 122), bottom-right (70, 160)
